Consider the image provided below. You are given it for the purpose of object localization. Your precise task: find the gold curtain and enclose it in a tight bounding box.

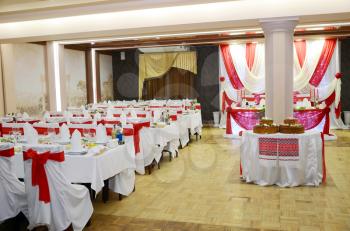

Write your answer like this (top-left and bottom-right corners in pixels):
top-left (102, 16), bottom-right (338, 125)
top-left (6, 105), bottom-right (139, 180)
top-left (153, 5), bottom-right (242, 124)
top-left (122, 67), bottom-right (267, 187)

top-left (139, 51), bottom-right (197, 97)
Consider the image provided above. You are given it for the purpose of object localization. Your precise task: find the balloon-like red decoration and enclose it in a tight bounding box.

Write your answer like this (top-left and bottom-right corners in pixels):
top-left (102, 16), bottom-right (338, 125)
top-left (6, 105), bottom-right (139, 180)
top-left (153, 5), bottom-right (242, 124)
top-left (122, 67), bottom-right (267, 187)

top-left (335, 72), bottom-right (343, 79)
top-left (219, 76), bottom-right (225, 82)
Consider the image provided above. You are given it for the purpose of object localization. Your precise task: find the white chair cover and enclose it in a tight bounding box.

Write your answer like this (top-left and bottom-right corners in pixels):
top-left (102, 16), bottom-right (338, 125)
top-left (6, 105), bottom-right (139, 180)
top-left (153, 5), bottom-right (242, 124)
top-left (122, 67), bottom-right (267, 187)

top-left (0, 143), bottom-right (28, 223)
top-left (22, 144), bottom-right (93, 231)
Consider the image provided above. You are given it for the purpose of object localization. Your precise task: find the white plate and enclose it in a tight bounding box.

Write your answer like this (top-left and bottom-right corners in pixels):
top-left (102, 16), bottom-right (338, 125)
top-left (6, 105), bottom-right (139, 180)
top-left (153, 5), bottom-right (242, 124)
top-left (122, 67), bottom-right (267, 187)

top-left (65, 148), bottom-right (88, 155)
top-left (57, 140), bottom-right (70, 145)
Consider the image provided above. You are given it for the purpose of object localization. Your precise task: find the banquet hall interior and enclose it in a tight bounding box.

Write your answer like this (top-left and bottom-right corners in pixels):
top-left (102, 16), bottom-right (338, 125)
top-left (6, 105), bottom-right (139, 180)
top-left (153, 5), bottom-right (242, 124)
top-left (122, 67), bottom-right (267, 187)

top-left (0, 0), bottom-right (350, 230)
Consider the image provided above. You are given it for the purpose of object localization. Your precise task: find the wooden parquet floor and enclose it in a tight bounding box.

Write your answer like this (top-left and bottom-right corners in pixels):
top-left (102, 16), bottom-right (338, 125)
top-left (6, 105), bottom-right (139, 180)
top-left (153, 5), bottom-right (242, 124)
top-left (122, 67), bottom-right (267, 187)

top-left (87, 128), bottom-right (350, 231)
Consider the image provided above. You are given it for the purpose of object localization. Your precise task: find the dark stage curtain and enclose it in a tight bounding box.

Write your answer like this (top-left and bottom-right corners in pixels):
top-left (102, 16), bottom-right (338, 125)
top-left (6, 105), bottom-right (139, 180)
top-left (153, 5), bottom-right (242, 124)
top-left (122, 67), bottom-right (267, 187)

top-left (142, 67), bottom-right (196, 100)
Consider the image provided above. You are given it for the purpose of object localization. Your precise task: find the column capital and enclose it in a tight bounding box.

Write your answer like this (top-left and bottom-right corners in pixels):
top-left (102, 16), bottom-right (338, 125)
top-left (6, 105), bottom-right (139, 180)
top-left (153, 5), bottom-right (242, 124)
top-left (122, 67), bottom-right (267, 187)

top-left (260, 17), bottom-right (298, 34)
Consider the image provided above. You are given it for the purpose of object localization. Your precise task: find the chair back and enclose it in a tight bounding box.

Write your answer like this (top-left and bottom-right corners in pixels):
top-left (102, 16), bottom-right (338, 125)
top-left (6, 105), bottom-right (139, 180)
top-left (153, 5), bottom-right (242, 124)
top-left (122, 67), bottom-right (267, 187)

top-left (68, 124), bottom-right (96, 136)
top-left (0, 143), bottom-right (28, 222)
top-left (22, 144), bottom-right (71, 229)
top-left (33, 123), bottom-right (60, 135)
top-left (1, 123), bottom-right (25, 135)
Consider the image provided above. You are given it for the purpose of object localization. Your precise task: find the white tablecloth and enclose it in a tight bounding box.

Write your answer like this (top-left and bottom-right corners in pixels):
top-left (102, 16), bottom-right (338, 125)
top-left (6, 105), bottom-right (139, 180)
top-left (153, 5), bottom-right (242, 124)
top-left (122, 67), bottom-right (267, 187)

top-left (13, 144), bottom-right (136, 194)
top-left (181, 112), bottom-right (202, 134)
top-left (241, 131), bottom-right (325, 187)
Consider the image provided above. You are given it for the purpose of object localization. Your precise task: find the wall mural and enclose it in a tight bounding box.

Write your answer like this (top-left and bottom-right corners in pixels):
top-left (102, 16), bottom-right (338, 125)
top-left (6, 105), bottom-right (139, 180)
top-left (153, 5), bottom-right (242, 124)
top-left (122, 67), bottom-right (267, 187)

top-left (14, 43), bottom-right (48, 115)
top-left (64, 49), bottom-right (87, 107)
top-left (99, 54), bottom-right (113, 101)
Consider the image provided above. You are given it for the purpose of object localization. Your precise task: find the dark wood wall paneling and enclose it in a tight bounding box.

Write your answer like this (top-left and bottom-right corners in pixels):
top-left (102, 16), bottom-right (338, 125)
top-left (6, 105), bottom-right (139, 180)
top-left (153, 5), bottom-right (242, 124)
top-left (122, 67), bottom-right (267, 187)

top-left (341, 38), bottom-right (350, 113)
top-left (112, 46), bottom-right (220, 122)
top-left (194, 45), bottom-right (220, 122)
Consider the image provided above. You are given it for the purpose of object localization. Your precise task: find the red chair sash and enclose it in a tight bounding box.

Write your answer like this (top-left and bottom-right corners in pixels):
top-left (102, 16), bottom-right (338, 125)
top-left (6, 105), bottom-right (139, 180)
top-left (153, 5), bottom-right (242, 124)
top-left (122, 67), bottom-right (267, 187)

top-left (195, 105), bottom-right (201, 110)
top-left (113, 114), bottom-right (121, 117)
top-left (103, 120), bottom-right (121, 125)
top-left (170, 115), bottom-right (177, 121)
top-left (68, 128), bottom-right (96, 136)
top-left (1, 127), bottom-right (24, 135)
top-left (131, 122), bottom-right (150, 154)
top-left (72, 114), bottom-right (84, 117)
top-left (137, 114), bottom-right (147, 118)
top-left (149, 106), bottom-right (163, 108)
top-left (0, 148), bottom-right (14, 157)
top-left (15, 120), bottom-right (41, 124)
top-left (33, 127), bottom-right (60, 135)
top-left (23, 149), bottom-right (65, 203)
top-left (70, 121), bottom-right (93, 124)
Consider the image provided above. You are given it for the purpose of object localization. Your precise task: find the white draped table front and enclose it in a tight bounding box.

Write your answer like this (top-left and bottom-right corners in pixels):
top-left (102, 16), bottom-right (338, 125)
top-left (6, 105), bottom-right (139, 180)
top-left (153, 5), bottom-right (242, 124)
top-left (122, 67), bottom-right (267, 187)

top-left (240, 131), bottom-right (325, 187)
top-left (13, 144), bottom-right (135, 195)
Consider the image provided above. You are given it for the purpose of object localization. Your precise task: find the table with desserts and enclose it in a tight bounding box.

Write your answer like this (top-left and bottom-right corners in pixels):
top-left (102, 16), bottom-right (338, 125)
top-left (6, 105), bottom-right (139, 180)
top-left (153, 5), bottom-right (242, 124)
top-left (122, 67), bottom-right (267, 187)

top-left (240, 118), bottom-right (326, 187)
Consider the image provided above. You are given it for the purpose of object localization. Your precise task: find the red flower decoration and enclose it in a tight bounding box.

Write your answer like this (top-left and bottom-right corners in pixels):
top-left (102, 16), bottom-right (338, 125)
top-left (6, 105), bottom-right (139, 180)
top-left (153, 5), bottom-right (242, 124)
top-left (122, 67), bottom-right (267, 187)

top-left (335, 72), bottom-right (343, 79)
top-left (219, 76), bottom-right (225, 82)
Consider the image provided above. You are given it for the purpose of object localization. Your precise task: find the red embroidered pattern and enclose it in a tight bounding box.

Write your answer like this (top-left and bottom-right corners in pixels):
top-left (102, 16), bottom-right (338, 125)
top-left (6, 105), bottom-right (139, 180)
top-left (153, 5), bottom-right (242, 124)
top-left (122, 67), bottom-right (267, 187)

top-left (259, 138), bottom-right (299, 161)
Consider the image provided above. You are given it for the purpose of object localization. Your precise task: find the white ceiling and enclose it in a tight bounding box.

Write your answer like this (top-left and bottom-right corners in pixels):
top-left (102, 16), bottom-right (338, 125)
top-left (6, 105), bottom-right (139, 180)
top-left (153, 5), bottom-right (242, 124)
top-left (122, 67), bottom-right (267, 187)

top-left (0, 0), bottom-right (349, 43)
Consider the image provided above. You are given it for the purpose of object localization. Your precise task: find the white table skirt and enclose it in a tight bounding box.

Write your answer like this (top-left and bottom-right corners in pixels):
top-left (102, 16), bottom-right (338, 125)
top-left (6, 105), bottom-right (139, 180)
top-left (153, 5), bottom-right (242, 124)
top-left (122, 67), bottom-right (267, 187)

top-left (13, 144), bottom-right (136, 194)
top-left (241, 131), bottom-right (325, 187)
top-left (181, 112), bottom-right (202, 134)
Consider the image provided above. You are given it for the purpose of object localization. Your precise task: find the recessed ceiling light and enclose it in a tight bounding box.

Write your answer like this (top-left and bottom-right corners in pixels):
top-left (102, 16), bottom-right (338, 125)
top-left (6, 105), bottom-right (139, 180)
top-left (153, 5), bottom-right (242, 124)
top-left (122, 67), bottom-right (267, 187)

top-left (91, 42), bottom-right (95, 45)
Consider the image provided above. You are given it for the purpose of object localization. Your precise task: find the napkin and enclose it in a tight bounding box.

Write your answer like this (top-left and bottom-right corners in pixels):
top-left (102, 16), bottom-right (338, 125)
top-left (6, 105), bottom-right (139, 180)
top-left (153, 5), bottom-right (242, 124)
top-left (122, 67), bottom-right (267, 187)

top-left (60, 124), bottom-right (70, 142)
top-left (22, 112), bottom-right (29, 119)
top-left (83, 110), bottom-right (90, 118)
top-left (95, 112), bottom-right (101, 120)
top-left (43, 111), bottom-right (50, 119)
top-left (95, 124), bottom-right (108, 143)
top-left (120, 113), bottom-right (127, 126)
top-left (106, 108), bottom-right (113, 118)
top-left (71, 130), bottom-right (83, 152)
top-left (130, 110), bottom-right (137, 118)
top-left (24, 123), bottom-right (38, 144)
top-left (63, 111), bottom-right (71, 118)
top-left (152, 110), bottom-right (162, 123)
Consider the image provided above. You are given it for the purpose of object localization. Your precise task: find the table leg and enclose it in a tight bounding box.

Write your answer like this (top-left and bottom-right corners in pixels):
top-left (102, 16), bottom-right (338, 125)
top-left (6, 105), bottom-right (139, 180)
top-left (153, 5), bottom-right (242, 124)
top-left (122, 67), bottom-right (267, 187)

top-left (102, 179), bottom-right (109, 203)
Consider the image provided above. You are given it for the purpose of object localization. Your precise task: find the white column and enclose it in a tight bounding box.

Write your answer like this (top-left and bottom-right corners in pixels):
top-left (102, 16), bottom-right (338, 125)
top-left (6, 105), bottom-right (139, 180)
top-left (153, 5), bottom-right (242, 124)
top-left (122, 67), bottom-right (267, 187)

top-left (261, 17), bottom-right (298, 124)
top-left (46, 42), bottom-right (66, 112)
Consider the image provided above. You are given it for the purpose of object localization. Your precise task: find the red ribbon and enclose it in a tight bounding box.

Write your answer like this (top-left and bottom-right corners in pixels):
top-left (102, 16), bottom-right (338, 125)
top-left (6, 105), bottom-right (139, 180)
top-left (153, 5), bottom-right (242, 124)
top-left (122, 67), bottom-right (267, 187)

top-left (23, 149), bottom-right (65, 203)
top-left (0, 148), bottom-right (15, 157)
top-left (132, 121), bottom-right (150, 154)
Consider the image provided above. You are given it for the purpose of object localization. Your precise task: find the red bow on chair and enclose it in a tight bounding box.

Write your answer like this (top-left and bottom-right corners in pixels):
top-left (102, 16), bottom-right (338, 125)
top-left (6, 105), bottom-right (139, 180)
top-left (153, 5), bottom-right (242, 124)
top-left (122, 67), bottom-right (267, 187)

top-left (23, 149), bottom-right (65, 203)
top-left (0, 148), bottom-right (14, 157)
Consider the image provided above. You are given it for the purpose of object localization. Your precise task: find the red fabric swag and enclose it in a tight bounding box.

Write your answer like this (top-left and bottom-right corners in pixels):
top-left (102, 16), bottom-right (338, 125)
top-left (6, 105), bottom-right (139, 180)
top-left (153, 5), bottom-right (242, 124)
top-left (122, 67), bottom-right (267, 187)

top-left (309, 39), bottom-right (337, 87)
top-left (220, 44), bottom-right (244, 90)
top-left (294, 40), bottom-right (306, 67)
top-left (246, 42), bottom-right (256, 71)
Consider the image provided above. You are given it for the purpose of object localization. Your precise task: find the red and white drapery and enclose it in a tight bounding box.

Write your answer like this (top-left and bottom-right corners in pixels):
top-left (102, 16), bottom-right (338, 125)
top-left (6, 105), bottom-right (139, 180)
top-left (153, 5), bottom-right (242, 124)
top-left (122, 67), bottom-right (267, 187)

top-left (219, 38), bottom-right (345, 134)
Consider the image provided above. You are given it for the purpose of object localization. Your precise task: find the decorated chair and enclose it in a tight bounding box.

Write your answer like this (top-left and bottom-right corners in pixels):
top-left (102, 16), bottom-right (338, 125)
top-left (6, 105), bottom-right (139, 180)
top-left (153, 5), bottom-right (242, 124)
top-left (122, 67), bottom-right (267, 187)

top-left (0, 143), bottom-right (28, 223)
top-left (33, 123), bottom-right (60, 135)
top-left (22, 144), bottom-right (93, 230)
top-left (68, 124), bottom-right (96, 137)
top-left (69, 117), bottom-right (93, 124)
top-left (1, 123), bottom-right (25, 136)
